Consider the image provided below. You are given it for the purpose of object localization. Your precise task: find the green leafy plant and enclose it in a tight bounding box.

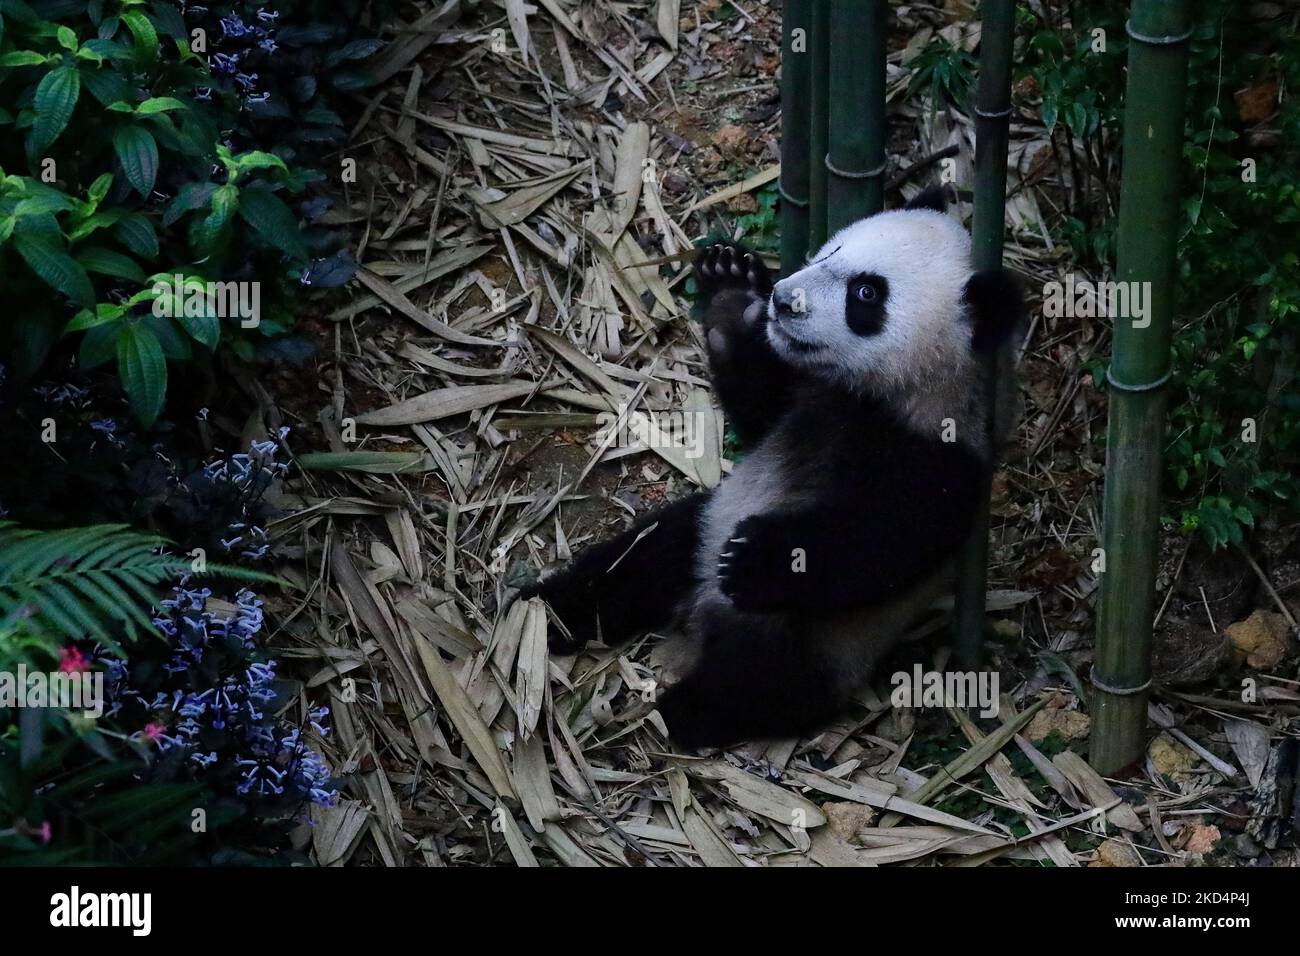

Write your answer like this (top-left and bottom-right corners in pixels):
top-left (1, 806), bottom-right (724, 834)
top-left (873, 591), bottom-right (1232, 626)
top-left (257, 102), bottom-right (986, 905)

top-left (0, 1), bottom-right (365, 425)
top-left (1019, 0), bottom-right (1300, 548)
top-left (907, 35), bottom-right (977, 112)
top-left (0, 522), bottom-right (275, 655)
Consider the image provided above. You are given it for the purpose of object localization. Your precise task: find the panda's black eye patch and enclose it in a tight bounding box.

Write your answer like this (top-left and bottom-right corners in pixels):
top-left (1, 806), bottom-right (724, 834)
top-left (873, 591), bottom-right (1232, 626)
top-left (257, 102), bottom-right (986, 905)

top-left (845, 273), bottom-right (889, 336)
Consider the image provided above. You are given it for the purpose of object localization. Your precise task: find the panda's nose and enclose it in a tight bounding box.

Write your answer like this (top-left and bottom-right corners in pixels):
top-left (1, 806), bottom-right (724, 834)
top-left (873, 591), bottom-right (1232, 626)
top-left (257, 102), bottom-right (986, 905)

top-left (771, 285), bottom-right (800, 319)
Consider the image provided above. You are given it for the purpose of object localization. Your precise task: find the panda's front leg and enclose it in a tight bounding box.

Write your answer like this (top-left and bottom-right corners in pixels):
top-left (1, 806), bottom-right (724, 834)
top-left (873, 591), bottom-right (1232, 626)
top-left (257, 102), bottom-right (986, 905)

top-left (694, 242), bottom-right (798, 446)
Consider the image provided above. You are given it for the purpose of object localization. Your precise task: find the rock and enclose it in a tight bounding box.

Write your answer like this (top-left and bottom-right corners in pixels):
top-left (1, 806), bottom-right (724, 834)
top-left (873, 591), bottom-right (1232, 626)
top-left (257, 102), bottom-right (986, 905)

top-left (1183, 824), bottom-right (1222, 857)
top-left (1090, 838), bottom-right (1142, 867)
top-left (712, 124), bottom-right (750, 161)
top-left (1232, 834), bottom-right (1261, 859)
top-left (822, 802), bottom-right (875, 844)
top-left (726, 192), bottom-right (758, 214)
top-left (1235, 78), bottom-right (1280, 126)
top-left (1148, 732), bottom-right (1200, 780)
top-left (1025, 707), bottom-right (1090, 744)
top-left (1226, 610), bottom-right (1291, 669)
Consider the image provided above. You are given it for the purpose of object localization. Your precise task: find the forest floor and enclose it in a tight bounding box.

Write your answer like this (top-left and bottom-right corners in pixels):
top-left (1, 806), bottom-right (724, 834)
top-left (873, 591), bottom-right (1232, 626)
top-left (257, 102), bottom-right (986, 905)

top-left (259, 0), bottom-right (1300, 866)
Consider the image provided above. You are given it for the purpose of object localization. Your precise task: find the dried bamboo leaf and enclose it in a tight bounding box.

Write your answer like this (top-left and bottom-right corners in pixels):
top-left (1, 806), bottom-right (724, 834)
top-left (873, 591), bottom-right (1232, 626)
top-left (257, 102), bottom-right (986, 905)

top-left (515, 598), bottom-right (549, 737)
top-left (356, 381), bottom-right (540, 426)
top-left (1051, 750), bottom-right (1143, 832)
top-left (684, 163), bottom-right (780, 213)
top-left (411, 633), bottom-right (518, 801)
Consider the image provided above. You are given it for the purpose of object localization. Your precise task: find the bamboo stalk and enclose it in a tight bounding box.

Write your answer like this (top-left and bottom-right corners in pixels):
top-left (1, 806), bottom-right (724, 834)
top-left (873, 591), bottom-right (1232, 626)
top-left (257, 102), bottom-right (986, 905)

top-left (953, 0), bottom-right (1016, 667)
top-left (779, 0), bottom-right (812, 276)
top-left (1090, 0), bottom-right (1191, 775)
top-left (806, 0), bottom-right (831, 250)
top-left (826, 0), bottom-right (887, 232)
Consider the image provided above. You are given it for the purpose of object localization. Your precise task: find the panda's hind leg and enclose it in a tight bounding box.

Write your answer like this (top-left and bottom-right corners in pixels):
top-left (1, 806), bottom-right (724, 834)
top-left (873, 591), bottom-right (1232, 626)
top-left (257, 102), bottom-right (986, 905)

top-left (656, 597), bottom-right (851, 750)
top-left (523, 493), bottom-right (706, 654)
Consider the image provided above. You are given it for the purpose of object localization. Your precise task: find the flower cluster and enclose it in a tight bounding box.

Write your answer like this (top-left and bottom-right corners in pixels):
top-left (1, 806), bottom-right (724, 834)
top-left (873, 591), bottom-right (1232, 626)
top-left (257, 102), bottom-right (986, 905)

top-left (184, 3), bottom-right (281, 108)
top-left (174, 427), bottom-right (290, 562)
top-left (102, 584), bottom-right (336, 812)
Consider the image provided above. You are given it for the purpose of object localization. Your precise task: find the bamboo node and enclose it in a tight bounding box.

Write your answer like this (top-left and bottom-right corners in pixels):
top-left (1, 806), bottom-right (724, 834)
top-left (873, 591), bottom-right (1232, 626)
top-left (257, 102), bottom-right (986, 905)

top-left (823, 154), bottom-right (887, 180)
top-left (1090, 665), bottom-right (1152, 697)
top-left (778, 179), bottom-right (810, 208)
top-left (974, 105), bottom-right (1013, 119)
top-left (1106, 366), bottom-right (1171, 393)
top-left (1125, 20), bottom-right (1193, 46)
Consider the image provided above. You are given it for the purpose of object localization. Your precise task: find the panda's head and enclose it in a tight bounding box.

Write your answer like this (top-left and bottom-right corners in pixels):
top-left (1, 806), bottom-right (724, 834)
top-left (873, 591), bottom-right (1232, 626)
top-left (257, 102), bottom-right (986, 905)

top-left (767, 189), bottom-right (1017, 431)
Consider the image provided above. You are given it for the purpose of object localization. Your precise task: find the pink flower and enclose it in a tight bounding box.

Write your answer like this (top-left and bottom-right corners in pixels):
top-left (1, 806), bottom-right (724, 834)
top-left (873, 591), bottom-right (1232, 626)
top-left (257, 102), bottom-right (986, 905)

top-left (142, 722), bottom-right (167, 744)
top-left (36, 821), bottom-right (52, 844)
top-left (58, 646), bottom-right (90, 674)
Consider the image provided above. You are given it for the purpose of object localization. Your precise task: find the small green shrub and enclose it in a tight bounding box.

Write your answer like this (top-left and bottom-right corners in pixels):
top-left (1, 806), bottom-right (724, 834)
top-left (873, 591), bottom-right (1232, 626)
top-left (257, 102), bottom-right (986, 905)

top-left (0, 0), bottom-right (371, 425)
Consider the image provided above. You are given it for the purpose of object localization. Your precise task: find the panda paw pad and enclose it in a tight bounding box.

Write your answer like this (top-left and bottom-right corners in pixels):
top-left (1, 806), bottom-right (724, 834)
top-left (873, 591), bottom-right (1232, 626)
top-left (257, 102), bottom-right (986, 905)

top-left (694, 242), bottom-right (771, 297)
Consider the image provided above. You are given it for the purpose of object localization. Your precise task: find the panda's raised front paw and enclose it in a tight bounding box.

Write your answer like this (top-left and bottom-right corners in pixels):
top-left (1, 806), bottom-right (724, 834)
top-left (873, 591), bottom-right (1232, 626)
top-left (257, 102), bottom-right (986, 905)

top-left (716, 515), bottom-right (795, 612)
top-left (694, 242), bottom-right (772, 299)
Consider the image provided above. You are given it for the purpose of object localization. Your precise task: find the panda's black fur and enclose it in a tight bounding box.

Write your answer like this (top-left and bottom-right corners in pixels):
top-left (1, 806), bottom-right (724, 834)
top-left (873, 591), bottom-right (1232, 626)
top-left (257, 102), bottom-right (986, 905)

top-left (524, 188), bottom-right (1024, 749)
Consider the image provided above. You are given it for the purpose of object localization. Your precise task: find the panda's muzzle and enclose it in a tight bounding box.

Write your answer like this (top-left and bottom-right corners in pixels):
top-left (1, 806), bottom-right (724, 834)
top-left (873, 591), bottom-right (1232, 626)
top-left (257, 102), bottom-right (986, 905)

top-left (770, 286), bottom-right (800, 320)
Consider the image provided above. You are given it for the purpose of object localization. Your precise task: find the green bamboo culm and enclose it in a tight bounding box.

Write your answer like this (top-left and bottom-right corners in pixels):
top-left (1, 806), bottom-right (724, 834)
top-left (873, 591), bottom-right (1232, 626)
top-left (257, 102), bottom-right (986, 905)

top-left (952, 0), bottom-right (1017, 667)
top-left (826, 0), bottom-right (887, 232)
top-left (806, 0), bottom-right (831, 250)
top-left (779, 0), bottom-right (813, 276)
top-left (1090, 0), bottom-right (1192, 775)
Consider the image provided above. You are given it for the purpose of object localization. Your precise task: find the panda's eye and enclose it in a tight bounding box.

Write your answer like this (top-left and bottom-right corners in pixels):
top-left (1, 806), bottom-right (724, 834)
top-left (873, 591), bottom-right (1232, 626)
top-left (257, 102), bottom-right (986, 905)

top-left (853, 281), bottom-right (878, 303)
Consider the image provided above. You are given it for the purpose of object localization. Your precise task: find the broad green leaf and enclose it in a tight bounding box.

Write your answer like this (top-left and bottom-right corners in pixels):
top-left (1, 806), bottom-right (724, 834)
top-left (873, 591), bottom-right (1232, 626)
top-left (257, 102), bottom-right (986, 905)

top-left (67, 207), bottom-right (124, 242)
top-left (14, 192), bottom-right (76, 216)
top-left (0, 51), bottom-right (48, 67)
top-left (112, 125), bottom-right (158, 196)
top-left (113, 213), bottom-right (158, 258)
top-left (231, 149), bottom-right (289, 179)
top-left (66, 303), bottom-right (126, 333)
top-left (13, 233), bottom-right (94, 307)
top-left (236, 186), bottom-right (307, 260)
top-left (136, 96), bottom-right (186, 115)
top-left (56, 25), bottom-right (77, 51)
top-left (87, 172), bottom-right (113, 204)
top-left (144, 313), bottom-right (191, 361)
top-left (163, 181), bottom-right (216, 227)
top-left (116, 322), bottom-right (167, 426)
top-left (119, 10), bottom-right (159, 59)
top-left (30, 66), bottom-right (80, 154)
top-left (77, 245), bottom-right (146, 282)
top-left (79, 323), bottom-right (118, 369)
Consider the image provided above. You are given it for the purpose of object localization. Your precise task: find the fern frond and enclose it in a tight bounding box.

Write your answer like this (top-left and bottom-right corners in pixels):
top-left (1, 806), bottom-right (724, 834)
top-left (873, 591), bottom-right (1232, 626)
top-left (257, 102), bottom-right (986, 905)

top-left (0, 523), bottom-right (280, 652)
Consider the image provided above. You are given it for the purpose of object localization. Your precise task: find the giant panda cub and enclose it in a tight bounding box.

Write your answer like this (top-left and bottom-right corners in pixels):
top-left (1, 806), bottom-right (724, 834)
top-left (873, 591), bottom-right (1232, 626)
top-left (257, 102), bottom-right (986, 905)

top-left (524, 187), bottom-right (1024, 749)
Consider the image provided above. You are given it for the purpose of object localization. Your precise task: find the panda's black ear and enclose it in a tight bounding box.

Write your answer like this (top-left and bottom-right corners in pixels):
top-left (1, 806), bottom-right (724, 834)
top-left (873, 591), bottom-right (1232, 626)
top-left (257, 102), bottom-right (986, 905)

top-left (904, 185), bottom-right (951, 213)
top-left (963, 269), bottom-right (1025, 354)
